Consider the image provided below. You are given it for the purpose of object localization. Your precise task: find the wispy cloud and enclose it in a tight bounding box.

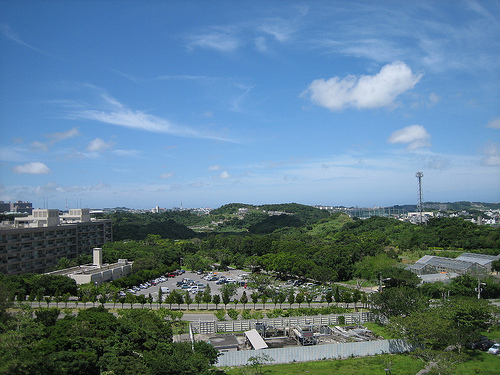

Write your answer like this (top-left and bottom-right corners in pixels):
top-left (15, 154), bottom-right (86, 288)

top-left (311, 2), bottom-right (499, 73)
top-left (86, 138), bottom-right (114, 153)
top-left (13, 162), bottom-right (51, 174)
top-left (387, 125), bottom-right (431, 150)
top-left (66, 91), bottom-right (236, 142)
top-left (160, 172), bottom-right (174, 179)
top-left (487, 116), bottom-right (500, 129)
top-left (259, 20), bottom-right (296, 42)
top-left (304, 61), bottom-right (422, 111)
top-left (481, 141), bottom-right (500, 166)
top-left (31, 127), bottom-right (80, 152)
top-left (1, 23), bottom-right (54, 56)
top-left (188, 31), bottom-right (239, 52)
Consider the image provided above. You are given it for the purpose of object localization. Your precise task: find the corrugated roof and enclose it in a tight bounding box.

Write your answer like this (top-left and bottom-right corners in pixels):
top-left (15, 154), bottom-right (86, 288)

top-left (456, 253), bottom-right (500, 266)
top-left (244, 329), bottom-right (268, 350)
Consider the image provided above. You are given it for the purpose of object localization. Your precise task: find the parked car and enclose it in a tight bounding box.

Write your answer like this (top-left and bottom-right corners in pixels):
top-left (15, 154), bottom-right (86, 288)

top-left (469, 336), bottom-right (495, 351)
top-left (176, 281), bottom-right (184, 287)
top-left (487, 343), bottom-right (500, 354)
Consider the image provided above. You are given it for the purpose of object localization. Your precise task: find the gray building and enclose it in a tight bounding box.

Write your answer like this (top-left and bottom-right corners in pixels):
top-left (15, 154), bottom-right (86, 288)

top-left (407, 253), bottom-right (500, 277)
top-left (0, 209), bottom-right (112, 275)
top-left (0, 201), bottom-right (33, 214)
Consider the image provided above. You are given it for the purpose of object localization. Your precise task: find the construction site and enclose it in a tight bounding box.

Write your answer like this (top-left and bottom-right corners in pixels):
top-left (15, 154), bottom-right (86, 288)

top-left (185, 312), bottom-right (383, 353)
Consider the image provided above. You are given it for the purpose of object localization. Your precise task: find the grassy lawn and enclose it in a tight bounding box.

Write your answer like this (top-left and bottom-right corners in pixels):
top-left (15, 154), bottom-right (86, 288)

top-left (223, 354), bottom-right (423, 375)
top-left (222, 351), bottom-right (500, 375)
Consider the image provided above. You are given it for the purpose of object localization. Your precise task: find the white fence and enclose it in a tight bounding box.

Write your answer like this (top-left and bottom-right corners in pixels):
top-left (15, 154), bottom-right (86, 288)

top-left (191, 312), bottom-right (375, 335)
top-left (216, 339), bottom-right (415, 367)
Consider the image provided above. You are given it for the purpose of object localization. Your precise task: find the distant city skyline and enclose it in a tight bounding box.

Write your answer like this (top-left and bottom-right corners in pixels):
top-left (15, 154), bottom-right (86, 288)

top-left (1, 1), bottom-right (499, 210)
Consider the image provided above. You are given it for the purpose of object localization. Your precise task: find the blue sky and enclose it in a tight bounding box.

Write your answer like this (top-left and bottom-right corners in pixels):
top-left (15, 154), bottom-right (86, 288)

top-left (0, 0), bottom-right (499, 210)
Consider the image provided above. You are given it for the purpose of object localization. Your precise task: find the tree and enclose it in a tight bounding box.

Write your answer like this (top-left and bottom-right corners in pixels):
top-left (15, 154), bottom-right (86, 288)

top-left (124, 293), bottom-right (136, 308)
top-left (195, 291), bottom-right (203, 309)
top-left (184, 292), bottom-right (193, 310)
top-left (251, 292), bottom-right (259, 309)
top-left (34, 307), bottom-right (60, 327)
top-left (295, 292), bottom-right (305, 308)
top-left (98, 295), bottom-right (107, 307)
top-left (388, 296), bottom-right (493, 372)
top-left (325, 290), bottom-right (333, 306)
top-left (147, 293), bottom-right (154, 309)
top-left (158, 288), bottom-right (163, 308)
top-left (371, 286), bottom-right (429, 319)
top-left (240, 291), bottom-right (248, 310)
top-left (492, 259), bottom-right (500, 274)
top-left (221, 288), bottom-right (231, 309)
top-left (278, 292), bottom-right (287, 309)
top-left (352, 289), bottom-right (362, 311)
top-left (202, 285), bottom-right (212, 309)
top-left (287, 290), bottom-right (295, 307)
top-left (172, 290), bottom-right (184, 309)
top-left (136, 294), bottom-right (146, 308)
top-left (305, 291), bottom-right (316, 308)
top-left (261, 294), bottom-right (268, 310)
top-left (212, 294), bottom-right (221, 310)
top-left (246, 353), bottom-right (274, 375)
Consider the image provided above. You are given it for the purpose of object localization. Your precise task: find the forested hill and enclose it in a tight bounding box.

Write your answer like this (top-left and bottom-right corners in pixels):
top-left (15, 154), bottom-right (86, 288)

top-left (102, 203), bottom-right (331, 240)
top-left (210, 202), bottom-right (330, 223)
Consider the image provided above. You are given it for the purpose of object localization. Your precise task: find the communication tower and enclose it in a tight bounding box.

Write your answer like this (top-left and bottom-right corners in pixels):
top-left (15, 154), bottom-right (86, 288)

top-left (416, 171), bottom-right (424, 223)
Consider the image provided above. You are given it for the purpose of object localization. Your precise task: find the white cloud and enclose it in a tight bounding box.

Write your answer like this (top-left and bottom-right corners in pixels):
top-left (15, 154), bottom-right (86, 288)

top-left (67, 92), bottom-right (234, 142)
top-left (487, 116), bottom-right (500, 129)
top-left (1, 23), bottom-right (53, 56)
top-left (387, 124), bottom-right (431, 150)
top-left (13, 162), bottom-right (51, 174)
top-left (304, 61), bottom-right (423, 111)
top-left (259, 21), bottom-right (294, 42)
top-left (219, 171), bottom-right (231, 179)
top-left (86, 138), bottom-right (114, 153)
top-left (30, 127), bottom-right (80, 152)
top-left (208, 165), bottom-right (221, 171)
top-left (160, 172), bottom-right (174, 179)
top-left (427, 93), bottom-right (440, 107)
top-left (30, 141), bottom-right (48, 152)
top-left (188, 32), bottom-right (239, 52)
top-left (112, 149), bottom-right (141, 158)
top-left (481, 142), bottom-right (500, 166)
top-left (47, 127), bottom-right (80, 143)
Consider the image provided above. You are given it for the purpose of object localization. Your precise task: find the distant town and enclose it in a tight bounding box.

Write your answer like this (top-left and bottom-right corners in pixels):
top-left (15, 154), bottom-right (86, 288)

top-left (1, 200), bottom-right (498, 226)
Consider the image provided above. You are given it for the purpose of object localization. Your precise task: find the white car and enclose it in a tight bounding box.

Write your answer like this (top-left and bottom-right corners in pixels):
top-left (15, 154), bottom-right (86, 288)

top-left (487, 343), bottom-right (500, 354)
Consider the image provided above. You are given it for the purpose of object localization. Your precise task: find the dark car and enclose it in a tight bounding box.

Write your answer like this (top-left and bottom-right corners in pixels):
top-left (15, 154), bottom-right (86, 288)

top-left (176, 281), bottom-right (184, 287)
top-left (469, 336), bottom-right (495, 351)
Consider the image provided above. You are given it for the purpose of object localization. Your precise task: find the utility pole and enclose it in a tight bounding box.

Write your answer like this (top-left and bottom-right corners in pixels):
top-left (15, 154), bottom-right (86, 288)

top-left (416, 171), bottom-right (424, 224)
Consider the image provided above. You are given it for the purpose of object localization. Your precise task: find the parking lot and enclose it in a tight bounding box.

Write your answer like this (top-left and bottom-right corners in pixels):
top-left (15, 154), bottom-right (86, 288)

top-left (131, 268), bottom-right (251, 302)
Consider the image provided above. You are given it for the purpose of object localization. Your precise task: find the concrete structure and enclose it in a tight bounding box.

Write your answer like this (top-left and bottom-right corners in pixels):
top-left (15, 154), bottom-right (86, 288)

top-left (46, 248), bottom-right (132, 285)
top-left (208, 334), bottom-right (239, 352)
top-left (0, 201), bottom-right (33, 214)
top-left (0, 209), bottom-right (112, 275)
top-left (406, 252), bottom-right (500, 277)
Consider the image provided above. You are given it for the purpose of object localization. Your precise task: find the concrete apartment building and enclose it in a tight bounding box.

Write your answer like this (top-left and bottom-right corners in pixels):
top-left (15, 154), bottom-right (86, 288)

top-left (0, 208), bottom-right (112, 276)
